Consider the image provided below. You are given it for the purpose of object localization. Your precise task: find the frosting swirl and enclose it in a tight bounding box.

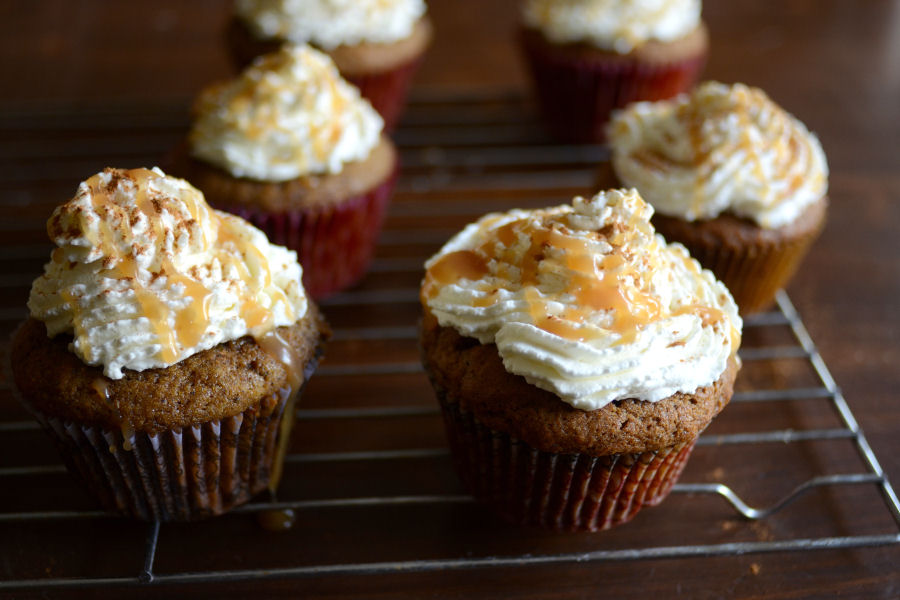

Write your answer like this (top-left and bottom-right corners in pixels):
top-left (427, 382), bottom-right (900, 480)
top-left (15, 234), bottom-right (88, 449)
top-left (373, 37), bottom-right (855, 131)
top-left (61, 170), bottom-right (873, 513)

top-left (422, 189), bottom-right (741, 410)
top-left (235, 0), bottom-right (427, 50)
top-left (189, 44), bottom-right (383, 182)
top-left (28, 168), bottom-right (308, 379)
top-left (609, 81), bottom-right (829, 228)
top-left (523, 0), bottom-right (701, 53)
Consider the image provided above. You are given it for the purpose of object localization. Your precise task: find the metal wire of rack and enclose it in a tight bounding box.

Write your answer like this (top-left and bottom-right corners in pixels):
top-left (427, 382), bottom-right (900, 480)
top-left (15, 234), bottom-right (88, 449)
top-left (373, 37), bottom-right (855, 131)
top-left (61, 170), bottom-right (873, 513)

top-left (0, 91), bottom-right (898, 591)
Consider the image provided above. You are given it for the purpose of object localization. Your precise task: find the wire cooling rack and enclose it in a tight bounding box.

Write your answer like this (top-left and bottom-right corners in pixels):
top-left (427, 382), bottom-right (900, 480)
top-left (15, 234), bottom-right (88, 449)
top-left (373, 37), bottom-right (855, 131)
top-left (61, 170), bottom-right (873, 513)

top-left (0, 91), bottom-right (898, 592)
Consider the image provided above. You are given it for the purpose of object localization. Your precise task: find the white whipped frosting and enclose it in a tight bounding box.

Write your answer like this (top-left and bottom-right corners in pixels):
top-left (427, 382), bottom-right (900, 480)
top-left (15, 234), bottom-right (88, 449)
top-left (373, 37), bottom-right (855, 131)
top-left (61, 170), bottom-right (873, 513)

top-left (190, 44), bottom-right (383, 182)
top-left (28, 168), bottom-right (308, 379)
top-left (523, 0), bottom-right (701, 53)
top-left (609, 82), bottom-right (829, 228)
top-left (235, 0), bottom-right (427, 49)
top-left (422, 189), bottom-right (741, 410)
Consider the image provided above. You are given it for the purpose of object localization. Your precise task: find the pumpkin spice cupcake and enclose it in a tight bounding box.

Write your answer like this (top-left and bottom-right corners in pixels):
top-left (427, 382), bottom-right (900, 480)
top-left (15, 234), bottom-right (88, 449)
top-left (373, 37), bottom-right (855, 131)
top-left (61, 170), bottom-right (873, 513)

top-left (420, 189), bottom-right (741, 531)
top-left (10, 167), bottom-right (329, 521)
top-left (519, 0), bottom-right (708, 142)
top-left (606, 81), bottom-right (829, 313)
top-left (227, 0), bottom-right (433, 130)
top-left (168, 44), bottom-right (397, 299)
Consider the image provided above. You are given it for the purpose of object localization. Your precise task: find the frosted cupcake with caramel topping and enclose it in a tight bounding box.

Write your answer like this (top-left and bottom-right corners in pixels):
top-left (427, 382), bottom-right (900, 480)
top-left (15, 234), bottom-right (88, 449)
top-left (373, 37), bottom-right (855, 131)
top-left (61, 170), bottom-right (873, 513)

top-left (10, 167), bottom-right (329, 521)
top-left (169, 44), bottom-right (398, 299)
top-left (420, 188), bottom-right (741, 531)
top-left (227, 0), bottom-right (433, 129)
top-left (606, 81), bottom-right (829, 313)
top-left (520, 0), bottom-right (708, 142)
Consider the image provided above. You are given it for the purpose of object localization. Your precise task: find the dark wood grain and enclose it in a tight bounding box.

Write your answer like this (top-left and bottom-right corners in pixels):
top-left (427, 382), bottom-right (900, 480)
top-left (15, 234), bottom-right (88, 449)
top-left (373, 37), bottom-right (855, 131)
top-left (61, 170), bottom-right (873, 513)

top-left (1, 1), bottom-right (899, 598)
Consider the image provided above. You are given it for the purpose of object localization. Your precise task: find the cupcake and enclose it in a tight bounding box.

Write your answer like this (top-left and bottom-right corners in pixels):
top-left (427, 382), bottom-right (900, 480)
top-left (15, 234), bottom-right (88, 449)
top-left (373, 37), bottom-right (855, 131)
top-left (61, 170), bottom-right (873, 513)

top-left (168, 44), bottom-right (398, 299)
top-left (227, 0), bottom-right (433, 130)
top-left (10, 167), bottom-right (329, 521)
top-left (420, 189), bottom-right (741, 531)
top-left (606, 81), bottom-right (829, 314)
top-left (519, 0), bottom-right (708, 142)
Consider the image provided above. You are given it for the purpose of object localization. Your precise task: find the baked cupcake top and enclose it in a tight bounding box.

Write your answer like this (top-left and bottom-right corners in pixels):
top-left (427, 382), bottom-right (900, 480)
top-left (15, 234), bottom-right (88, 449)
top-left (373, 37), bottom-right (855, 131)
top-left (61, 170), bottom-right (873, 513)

top-left (608, 81), bottom-right (829, 228)
top-left (522, 0), bottom-right (701, 53)
top-left (421, 188), bottom-right (741, 410)
top-left (28, 167), bottom-right (308, 379)
top-left (189, 44), bottom-right (383, 182)
top-left (235, 0), bottom-right (427, 50)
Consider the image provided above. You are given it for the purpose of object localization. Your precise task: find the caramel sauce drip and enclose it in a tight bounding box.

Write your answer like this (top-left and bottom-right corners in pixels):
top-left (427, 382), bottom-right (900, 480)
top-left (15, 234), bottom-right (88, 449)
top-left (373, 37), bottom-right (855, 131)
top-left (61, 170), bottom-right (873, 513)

top-left (266, 386), bottom-right (299, 515)
top-left (421, 250), bottom-right (488, 303)
top-left (119, 424), bottom-right (135, 452)
top-left (256, 331), bottom-right (305, 392)
top-left (61, 288), bottom-right (91, 357)
top-left (90, 378), bottom-right (111, 403)
top-left (422, 208), bottom-right (729, 346)
top-left (89, 378), bottom-right (136, 452)
top-left (257, 508), bottom-right (296, 532)
top-left (75, 168), bottom-right (292, 368)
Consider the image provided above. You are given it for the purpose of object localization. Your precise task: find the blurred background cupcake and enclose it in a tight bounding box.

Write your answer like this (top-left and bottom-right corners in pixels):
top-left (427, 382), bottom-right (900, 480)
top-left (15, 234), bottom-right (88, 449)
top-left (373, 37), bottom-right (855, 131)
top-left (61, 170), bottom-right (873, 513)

top-left (519, 0), bottom-right (708, 142)
top-left (605, 81), bottom-right (829, 314)
top-left (10, 167), bottom-right (329, 521)
top-left (419, 189), bottom-right (741, 531)
top-left (227, 0), bottom-right (433, 130)
top-left (168, 44), bottom-right (398, 299)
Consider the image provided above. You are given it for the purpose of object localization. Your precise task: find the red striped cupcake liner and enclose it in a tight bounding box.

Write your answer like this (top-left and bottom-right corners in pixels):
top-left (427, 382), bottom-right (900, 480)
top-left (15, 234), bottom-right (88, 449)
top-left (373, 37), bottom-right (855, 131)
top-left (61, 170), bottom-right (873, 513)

top-left (30, 388), bottom-right (299, 522)
top-left (220, 169), bottom-right (397, 300)
top-left (520, 31), bottom-right (706, 143)
top-left (439, 397), bottom-right (695, 531)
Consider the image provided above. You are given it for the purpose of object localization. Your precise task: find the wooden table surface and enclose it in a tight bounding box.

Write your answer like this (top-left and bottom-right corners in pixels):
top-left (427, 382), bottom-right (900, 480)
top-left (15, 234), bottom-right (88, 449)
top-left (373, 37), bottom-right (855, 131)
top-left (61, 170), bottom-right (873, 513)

top-left (1, 1), bottom-right (899, 598)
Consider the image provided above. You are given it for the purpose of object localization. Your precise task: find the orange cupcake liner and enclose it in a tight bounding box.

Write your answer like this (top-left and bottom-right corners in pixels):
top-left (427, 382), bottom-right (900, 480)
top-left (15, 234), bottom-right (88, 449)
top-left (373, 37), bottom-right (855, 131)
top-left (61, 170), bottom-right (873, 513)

top-left (220, 168), bottom-right (397, 300)
top-left (653, 219), bottom-right (821, 315)
top-left (520, 32), bottom-right (706, 143)
top-left (439, 397), bottom-right (695, 532)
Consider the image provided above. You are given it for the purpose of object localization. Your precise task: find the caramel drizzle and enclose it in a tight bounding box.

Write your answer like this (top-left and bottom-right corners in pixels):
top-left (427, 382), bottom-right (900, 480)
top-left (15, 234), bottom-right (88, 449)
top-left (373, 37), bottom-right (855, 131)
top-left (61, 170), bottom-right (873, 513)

top-left (423, 212), bottom-right (731, 345)
top-left (256, 330), bottom-right (305, 392)
top-left (669, 85), bottom-right (814, 218)
top-left (74, 168), bottom-right (294, 367)
top-left (257, 507), bottom-right (296, 532)
top-left (266, 385), bottom-right (300, 515)
top-left (210, 47), bottom-right (354, 172)
top-left (89, 377), bottom-right (135, 452)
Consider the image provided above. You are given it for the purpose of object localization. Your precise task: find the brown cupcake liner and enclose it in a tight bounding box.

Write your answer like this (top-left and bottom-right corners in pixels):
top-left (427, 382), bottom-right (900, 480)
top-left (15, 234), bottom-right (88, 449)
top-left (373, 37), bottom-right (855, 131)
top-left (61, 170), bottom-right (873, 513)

top-left (439, 397), bottom-right (695, 531)
top-left (520, 32), bottom-right (706, 143)
top-left (30, 388), bottom-right (298, 522)
top-left (654, 218), bottom-right (821, 315)
top-left (220, 168), bottom-right (397, 300)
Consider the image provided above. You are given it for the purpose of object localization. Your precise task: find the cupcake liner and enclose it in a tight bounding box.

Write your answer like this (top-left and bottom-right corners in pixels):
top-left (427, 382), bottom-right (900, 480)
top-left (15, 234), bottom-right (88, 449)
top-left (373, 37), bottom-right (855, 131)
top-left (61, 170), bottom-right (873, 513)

top-left (220, 168), bottom-right (397, 300)
top-left (345, 57), bottom-right (423, 132)
top-left (653, 217), bottom-right (821, 315)
top-left (520, 31), bottom-right (706, 143)
top-left (439, 397), bottom-right (695, 532)
top-left (31, 389), bottom-right (297, 522)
